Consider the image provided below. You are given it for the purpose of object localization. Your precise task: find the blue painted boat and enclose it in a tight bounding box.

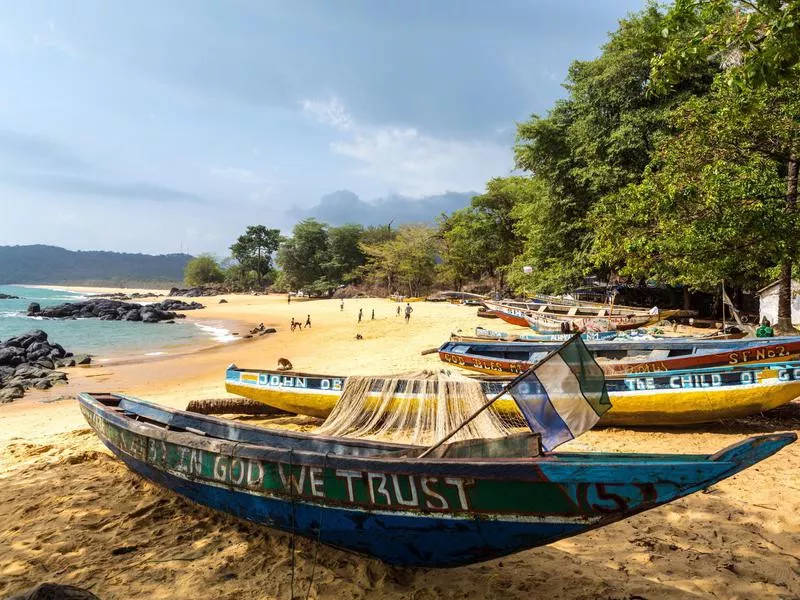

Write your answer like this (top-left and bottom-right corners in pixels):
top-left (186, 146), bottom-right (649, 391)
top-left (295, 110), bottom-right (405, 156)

top-left (438, 337), bottom-right (800, 376)
top-left (79, 391), bottom-right (795, 567)
top-left (463, 326), bottom-right (620, 342)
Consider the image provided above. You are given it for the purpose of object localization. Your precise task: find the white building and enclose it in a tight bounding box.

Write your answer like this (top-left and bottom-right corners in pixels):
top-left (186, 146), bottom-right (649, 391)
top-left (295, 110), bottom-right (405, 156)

top-left (758, 279), bottom-right (800, 325)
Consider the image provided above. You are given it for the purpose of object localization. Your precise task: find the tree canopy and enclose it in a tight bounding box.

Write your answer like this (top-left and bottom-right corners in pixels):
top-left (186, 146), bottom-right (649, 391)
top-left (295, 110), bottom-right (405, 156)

top-left (183, 254), bottom-right (225, 286)
top-left (229, 225), bottom-right (281, 288)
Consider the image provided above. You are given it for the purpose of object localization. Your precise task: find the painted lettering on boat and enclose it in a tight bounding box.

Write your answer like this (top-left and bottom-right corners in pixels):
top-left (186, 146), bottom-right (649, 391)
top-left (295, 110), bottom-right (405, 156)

top-left (440, 352), bottom-right (524, 374)
top-left (207, 455), bottom-right (473, 511)
top-left (575, 482), bottom-right (657, 514)
top-left (729, 345), bottom-right (788, 364)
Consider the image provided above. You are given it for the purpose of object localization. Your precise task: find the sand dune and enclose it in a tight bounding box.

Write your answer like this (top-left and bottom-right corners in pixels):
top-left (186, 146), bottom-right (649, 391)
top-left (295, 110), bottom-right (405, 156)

top-left (1, 292), bottom-right (798, 599)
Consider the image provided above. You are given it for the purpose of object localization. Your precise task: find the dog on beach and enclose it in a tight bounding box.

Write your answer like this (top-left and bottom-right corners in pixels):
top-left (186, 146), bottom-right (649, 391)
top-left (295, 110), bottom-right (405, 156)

top-left (277, 358), bottom-right (293, 371)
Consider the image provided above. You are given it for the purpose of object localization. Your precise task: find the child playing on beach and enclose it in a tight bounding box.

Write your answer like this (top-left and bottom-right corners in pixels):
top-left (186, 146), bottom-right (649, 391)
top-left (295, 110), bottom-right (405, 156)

top-left (305, 314), bottom-right (311, 328)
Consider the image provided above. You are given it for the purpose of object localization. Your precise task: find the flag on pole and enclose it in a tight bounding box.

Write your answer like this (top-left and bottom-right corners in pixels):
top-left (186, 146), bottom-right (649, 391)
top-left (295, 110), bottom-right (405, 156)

top-left (508, 335), bottom-right (611, 451)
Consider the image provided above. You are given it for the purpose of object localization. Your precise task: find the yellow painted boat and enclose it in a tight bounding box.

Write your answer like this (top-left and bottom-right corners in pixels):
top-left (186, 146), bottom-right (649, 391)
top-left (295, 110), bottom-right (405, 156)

top-left (225, 363), bottom-right (800, 426)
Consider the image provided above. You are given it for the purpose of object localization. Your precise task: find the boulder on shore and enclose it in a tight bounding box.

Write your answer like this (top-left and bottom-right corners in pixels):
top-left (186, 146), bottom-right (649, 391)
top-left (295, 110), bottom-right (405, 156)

top-left (0, 293), bottom-right (20, 299)
top-left (26, 298), bottom-right (203, 322)
top-left (0, 330), bottom-right (80, 403)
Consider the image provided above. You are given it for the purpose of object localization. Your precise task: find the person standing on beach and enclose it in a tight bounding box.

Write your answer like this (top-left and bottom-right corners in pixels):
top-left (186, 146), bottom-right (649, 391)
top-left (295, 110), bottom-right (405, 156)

top-left (371, 309), bottom-right (375, 320)
top-left (290, 317), bottom-right (296, 331)
top-left (288, 294), bottom-right (291, 304)
top-left (404, 303), bottom-right (413, 323)
top-left (305, 314), bottom-right (311, 328)
top-left (396, 305), bottom-right (401, 317)
top-left (358, 308), bottom-right (363, 323)
top-left (340, 299), bottom-right (344, 311)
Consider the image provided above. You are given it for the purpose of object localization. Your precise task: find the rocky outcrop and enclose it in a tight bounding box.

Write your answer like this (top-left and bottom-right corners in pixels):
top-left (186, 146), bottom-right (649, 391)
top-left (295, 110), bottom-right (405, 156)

top-left (93, 292), bottom-right (164, 301)
top-left (168, 285), bottom-right (230, 297)
top-left (26, 298), bottom-right (203, 322)
top-left (0, 330), bottom-right (77, 403)
top-left (0, 292), bottom-right (20, 299)
top-left (6, 582), bottom-right (101, 600)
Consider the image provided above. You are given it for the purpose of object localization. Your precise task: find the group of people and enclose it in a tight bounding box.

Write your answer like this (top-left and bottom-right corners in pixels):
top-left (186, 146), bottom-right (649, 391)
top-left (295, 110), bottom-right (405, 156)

top-left (285, 300), bottom-right (415, 333)
top-left (290, 315), bottom-right (311, 331)
top-left (351, 302), bottom-right (414, 323)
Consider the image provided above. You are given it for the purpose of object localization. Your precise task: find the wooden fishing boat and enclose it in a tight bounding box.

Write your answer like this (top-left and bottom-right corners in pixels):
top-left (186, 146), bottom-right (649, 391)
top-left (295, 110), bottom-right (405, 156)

top-left (79, 391), bottom-right (795, 567)
top-left (457, 326), bottom-right (620, 343)
top-left (484, 300), bottom-right (676, 331)
top-left (438, 337), bottom-right (800, 376)
top-left (225, 363), bottom-right (800, 426)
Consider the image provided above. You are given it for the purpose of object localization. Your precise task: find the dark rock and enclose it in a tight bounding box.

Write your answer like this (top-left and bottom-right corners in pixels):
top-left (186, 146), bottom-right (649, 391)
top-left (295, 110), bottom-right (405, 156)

top-left (32, 378), bottom-right (53, 390)
top-left (55, 358), bottom-right (76, 368)
top-left (0, 293), bottom-right (20, 299)
top-left (26, 302), bottom-right (41, 315)
top-left (26, 298), bottom-right (197, 323)
top-left (219, 298), bottom-right (228, 303)
top-left (6, 330), bottom-right (48, 349)
top-left (264, 327), bottom-right (277, 334)
top-left (47, 371), bottom-right (68, 381)
top-left (26, 341), bottom-right (51, 360)
top-left (0, 346), bottom-right (23, 366)
top-left (169, 286), bottom-right (227, 297)
top-left (73, 354), bottom-right (91, 365)
top-left (5, 582), bottom-right (101, 600)
top-left (155, 299), bottom-right (204, 311)
top-left (35, 359), bottom-right (55, 370)
top-left (14, 365), bottom-right (51, 379)
top-left (0, 385), bottom-right (24, 403)
top-left (0, 365), bottom-right (14, 382)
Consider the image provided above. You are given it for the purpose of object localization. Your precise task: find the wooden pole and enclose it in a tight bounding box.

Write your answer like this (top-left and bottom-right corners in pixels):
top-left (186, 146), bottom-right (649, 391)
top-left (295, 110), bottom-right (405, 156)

top-left (418, 335), bottom-right (578, 458)
top-left (721, 280), bottom-right (727, 333)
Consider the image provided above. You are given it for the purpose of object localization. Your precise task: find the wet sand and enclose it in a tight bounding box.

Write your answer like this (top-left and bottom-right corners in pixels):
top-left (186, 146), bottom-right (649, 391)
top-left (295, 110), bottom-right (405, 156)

top-left (1, 292), bottom-right (798, 599)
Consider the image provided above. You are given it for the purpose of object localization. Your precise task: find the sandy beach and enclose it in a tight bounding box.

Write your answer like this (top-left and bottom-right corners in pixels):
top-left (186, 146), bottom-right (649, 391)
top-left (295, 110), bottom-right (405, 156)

top-left (1, 291), bottom-right (798, 599)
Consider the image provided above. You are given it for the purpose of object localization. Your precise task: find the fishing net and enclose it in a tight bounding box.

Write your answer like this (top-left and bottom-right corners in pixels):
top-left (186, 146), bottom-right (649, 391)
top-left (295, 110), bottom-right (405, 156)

top-left (316, 370), bottom-right (528, 445)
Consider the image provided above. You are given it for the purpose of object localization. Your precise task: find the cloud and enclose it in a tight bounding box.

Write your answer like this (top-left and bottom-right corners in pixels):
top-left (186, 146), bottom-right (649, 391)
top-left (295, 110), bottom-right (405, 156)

top-left (0, 172), bottom-right (206, 203)
top-left (289, 189), bottom-right (474, 227)
top-left (209, 166), bottom-right (268, 185)
top-left (301, 96), bottom-right (511, 197)
top-left (299, 97), bottom-right (353, 130)
top-left (0, 129), bottom-right (88, 171)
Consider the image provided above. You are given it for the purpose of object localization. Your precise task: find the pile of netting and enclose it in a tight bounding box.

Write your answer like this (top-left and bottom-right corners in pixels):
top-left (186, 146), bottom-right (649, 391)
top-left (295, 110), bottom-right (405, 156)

top-left (315, 370), bottom-right (527, 445)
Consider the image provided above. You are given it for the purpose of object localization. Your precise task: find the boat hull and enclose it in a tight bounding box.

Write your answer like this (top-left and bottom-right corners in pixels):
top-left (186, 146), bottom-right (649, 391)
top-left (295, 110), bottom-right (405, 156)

top-left (225, 365), bottom-right (800, 426)
top-left (439, 338), bottom-right (800, 376)
top-left (78, 392), bottom-right (796, 567)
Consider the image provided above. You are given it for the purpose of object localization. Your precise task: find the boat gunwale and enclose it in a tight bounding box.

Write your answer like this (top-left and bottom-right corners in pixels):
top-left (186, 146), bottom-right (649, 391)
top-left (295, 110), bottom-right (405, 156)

top-left (78, 392), bottom-right (760, 475)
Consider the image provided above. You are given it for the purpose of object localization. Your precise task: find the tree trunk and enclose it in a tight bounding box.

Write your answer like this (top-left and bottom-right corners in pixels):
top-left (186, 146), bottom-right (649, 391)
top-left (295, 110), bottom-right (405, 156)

top-left (682, 287), bottom-right (691, 311)
top-left (776, 154), bottom-right (798, 334)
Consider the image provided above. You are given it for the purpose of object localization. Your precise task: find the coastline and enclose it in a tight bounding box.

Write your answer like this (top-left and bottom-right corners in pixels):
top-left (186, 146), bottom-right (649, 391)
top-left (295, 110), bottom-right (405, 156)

top-left (0, 293), bottom-right (798, 598)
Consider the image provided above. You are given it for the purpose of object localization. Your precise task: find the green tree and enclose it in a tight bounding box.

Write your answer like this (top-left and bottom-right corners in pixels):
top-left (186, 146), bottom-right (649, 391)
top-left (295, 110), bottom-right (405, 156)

top-left (439, 177), bottom-right (531, 291)
top-left (512, 3), bottom-right (716, 293)
top-left (229, 225), bottom-right (281, 288)
top-left (326, 224), bottom-right (367, 283)
top-left (183, 254), bottom-right (224, 286)
top-left (652, 0), bottom-right (800, 91)
top-left (276, 219), bottom-right (332, 293)
top-left (593, 78), bottom-right (800, 330)
top-left (361, 224), bottom-right (439, 296)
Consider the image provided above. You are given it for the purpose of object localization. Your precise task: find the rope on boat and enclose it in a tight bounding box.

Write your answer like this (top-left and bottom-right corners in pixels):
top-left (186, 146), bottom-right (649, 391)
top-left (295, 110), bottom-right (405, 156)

top-left (303, 452), bottom-right (329, 600)
top-left (289, 448), bottom-right (297, 600)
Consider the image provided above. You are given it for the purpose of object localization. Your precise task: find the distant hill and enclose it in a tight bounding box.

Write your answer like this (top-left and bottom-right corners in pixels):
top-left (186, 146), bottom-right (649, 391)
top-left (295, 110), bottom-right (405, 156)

top-left (0, 245), bottom-right (193, 285)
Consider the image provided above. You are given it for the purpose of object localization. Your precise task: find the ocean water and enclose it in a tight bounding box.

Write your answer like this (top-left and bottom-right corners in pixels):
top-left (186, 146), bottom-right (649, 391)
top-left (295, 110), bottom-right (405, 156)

top-left (0, 285), bottom-right (235, 358)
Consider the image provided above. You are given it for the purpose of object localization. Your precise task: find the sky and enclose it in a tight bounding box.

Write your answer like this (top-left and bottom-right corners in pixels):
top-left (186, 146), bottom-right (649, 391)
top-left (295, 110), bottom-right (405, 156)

top-left (0, 0), bottom-right (644, 256)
